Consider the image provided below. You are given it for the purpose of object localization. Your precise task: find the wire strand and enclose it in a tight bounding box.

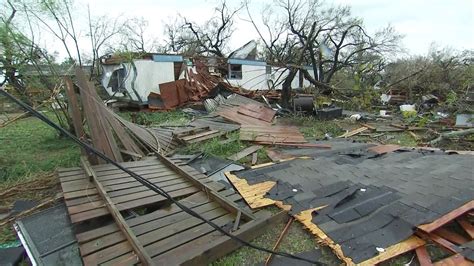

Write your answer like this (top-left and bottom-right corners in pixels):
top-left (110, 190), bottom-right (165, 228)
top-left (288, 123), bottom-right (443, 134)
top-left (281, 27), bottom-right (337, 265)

top-left (0, 88), bottom-right (323, 265)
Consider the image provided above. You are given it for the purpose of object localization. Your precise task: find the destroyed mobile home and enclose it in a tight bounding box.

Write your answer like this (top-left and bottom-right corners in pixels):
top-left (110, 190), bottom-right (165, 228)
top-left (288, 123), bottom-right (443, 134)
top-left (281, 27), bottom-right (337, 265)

top-left (1, 64), bottom-right (473, 266)
top-left (100, 43), bottom-right (315, 106)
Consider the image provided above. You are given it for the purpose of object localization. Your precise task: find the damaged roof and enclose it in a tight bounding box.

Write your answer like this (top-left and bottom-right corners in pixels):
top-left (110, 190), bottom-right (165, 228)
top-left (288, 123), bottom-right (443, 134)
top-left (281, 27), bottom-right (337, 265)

top-left (229, 141), bottom-right (474, 263)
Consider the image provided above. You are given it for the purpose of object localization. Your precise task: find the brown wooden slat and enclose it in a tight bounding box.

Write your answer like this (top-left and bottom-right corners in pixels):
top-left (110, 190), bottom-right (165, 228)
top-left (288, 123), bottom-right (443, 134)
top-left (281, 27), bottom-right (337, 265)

top-left (415, 246), bottom-right (433, 266)
top-left (76, 223), bottom-right (119, 244)
top-left (69, 187), bottom-right (200, 223)
top-left (153, 211), bottom-right (286, 265)
top-left (434, 228), bottom-right (469, 245)
top-left (133, 202), bottom-right (222, 236)
top-left (227, 145), bottom-right (263, 161)
top-left (80, 202), bottom-right (222, 256)
top-left (180, 129), bottom-right (220, 141)
top-left (100, 252), bottom-right (138, 266)
top-left (107, 178), bottom-right (191, 198)
top-left (63, 188), bottom-right (99, 200)
top-left (70, 207), bottom-right (110, 224)
top-left (146, 213), bottom-right (234, 257)
top-left (457, 217), bottom-right (474, 239)
top-left (185, 131), bottom-right (227, 144)
top-left (82, 241), bottom-right (133, 265)
top-left (418, 200), bottom-right (474, 233)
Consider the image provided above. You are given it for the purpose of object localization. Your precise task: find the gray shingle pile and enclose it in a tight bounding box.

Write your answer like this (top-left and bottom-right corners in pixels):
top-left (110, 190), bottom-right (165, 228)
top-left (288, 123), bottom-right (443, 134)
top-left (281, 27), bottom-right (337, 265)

top-left (231, 140), bottom-right (474, 263)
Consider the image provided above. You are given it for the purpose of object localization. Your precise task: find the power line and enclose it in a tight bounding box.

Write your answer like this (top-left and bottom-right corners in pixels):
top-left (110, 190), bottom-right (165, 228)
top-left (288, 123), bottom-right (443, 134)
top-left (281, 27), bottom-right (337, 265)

top-left (0, 88), bottom-right (323, 265)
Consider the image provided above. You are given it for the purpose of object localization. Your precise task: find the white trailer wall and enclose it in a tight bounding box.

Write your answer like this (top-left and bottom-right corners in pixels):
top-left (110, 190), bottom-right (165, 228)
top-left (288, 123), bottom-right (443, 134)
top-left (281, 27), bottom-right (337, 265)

top-left (101, 57), bottom-right (181, 102)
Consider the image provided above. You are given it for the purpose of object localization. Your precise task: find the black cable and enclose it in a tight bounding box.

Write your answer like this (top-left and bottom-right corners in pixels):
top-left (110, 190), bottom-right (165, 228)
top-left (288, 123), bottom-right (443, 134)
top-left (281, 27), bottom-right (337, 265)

top-left (0, 88), bottom-right (323, 265)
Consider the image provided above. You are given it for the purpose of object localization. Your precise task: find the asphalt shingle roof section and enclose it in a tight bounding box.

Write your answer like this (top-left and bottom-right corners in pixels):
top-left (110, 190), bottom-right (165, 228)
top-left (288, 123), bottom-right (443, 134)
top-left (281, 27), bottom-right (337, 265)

top-left (231, 142), bottom-right (474, 263)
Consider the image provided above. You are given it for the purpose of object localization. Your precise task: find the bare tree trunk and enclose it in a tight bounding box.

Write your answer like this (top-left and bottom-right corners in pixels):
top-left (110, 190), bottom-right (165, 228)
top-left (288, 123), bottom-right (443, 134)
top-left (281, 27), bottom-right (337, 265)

top-left (281, 68), bottom-right (297, 108)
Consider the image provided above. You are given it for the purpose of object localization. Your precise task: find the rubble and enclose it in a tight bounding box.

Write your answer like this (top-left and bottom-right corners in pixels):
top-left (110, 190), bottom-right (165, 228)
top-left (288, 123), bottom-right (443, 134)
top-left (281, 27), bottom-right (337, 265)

top-left (2, 63), bottom-right (473, 266)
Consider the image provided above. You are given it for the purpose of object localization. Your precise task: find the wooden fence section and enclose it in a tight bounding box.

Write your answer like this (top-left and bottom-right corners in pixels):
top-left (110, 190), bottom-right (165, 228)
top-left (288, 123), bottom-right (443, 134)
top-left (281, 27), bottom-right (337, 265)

top-left (58, 156), bottom-right (284, 265)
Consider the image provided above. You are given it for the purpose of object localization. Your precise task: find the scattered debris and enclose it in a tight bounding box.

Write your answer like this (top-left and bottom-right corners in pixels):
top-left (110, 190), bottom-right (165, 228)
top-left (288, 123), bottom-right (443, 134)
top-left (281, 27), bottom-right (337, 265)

top-left (227, 145), bottom-right (263, 161)
top-left (226, 142), bottom-right (474, 264)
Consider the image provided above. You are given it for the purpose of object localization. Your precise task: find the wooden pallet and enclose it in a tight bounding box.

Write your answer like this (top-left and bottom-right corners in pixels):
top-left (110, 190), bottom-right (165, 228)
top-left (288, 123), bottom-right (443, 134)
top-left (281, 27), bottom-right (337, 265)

top-left (173, 126), bottom-right (228, 144)
top-left (59, 156), bottom-right (284, 265)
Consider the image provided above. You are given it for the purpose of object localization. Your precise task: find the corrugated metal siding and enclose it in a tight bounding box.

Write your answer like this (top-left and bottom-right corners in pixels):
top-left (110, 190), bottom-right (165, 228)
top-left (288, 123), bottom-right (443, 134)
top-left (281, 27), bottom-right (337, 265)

top-left (152, 54), bottom-right (183, 62)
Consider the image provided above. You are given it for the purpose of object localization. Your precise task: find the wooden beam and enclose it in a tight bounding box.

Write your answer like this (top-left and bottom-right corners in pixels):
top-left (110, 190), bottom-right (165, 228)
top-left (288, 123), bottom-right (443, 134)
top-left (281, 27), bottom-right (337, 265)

top-left (433, 254), bottom-right (471, 266)
top-left (434, 228), bottom-right (469, 245)
top-left (81, 159), bottom-right (152, 265)
top-left (338, 126), bottom-right (368, 138)
top-left (153, 210), bottom-right (288, 265)
top-left (457, 217), bottom-right (474, 239)
top-left (265, 217), bottom-right (294, 266)
top-left (64, 77), bottom-right (87, 157)
top-left (358, 236), bottom-right (425, 266)
top-left (415, 246), bottom-right (433, 266)
top-left (227, 145), bottom-right (263, 161)
top-left (417, 231), bottom-right (461, 254)
top-left (418, 200), bottom-right (474, 233)
top-left (155, 153), bottom-right (255, 221)
top-left (251, 152), bottom-right (258, 165)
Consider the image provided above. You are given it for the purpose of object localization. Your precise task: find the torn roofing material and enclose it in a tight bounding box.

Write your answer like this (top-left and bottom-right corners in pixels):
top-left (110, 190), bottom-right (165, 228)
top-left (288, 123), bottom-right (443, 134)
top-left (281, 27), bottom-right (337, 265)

top-left (229, 143), bottom-right (474, 263)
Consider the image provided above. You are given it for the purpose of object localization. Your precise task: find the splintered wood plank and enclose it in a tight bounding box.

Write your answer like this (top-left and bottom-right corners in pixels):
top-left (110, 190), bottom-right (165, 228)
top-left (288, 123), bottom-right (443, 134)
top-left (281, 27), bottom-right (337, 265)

top-left (225, 172), bottom-right (276, 209)
top-left (434, 228), bottom-right (469, 245)
top-left (227, 145), bottom-right (263, 161)
top-left (457, 217), bottom-right (474, 239)
top-left (415, 246), bottom-right (433, 266)
top-left (418, 231), bottom-right (460, 254)
top-left (75, 68), bottom-right (116, 163)
top-left (338, 126), bottom-right (368, 138)
top-left (185, 131), bottom-right (227, 144)
top-left (180, 129), bottom-right (220, 141)
top-left (418, 200), bottom-right (474, 233)
top-left (358, 236), bottom-right (426, 266)
top-left (64, 77), bottom-right (87, 157)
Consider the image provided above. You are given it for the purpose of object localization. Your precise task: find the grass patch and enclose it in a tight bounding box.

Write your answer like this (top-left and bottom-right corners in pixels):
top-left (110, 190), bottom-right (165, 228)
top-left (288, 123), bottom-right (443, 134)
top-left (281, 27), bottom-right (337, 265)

top-left (178, 131), bottom-right (272, 165)
top-left (213, 212), bottom-right (340, 265)
top-left (289, 116), bottom-right (344, 139)
top-left (179, 132), bottom-right (247, 159)
top-left (0, 114), bottom-right (80, 184)
top-left (120, 110), bottom-right (191, 126)
top-left (384, 132), bottom-right (419, 147)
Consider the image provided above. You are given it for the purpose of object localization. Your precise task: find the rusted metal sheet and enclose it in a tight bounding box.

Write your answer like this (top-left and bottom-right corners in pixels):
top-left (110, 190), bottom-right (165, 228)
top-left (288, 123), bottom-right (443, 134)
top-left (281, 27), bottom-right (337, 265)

top-left (368, 144), bottom-right (401, 155)
top-left (151, 79), bottom-right (189, 109)
top-left (237, 104), bottom-right (276, 123)
top-left (239, 125), bottom-right (307, 144)
top-left (217, 106), bottom-right (273, 126)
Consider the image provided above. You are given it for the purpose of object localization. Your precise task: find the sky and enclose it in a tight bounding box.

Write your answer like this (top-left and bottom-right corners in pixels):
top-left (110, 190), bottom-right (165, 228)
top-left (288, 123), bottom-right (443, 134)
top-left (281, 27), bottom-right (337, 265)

top-left (30, 0), bottom-right (474, 58)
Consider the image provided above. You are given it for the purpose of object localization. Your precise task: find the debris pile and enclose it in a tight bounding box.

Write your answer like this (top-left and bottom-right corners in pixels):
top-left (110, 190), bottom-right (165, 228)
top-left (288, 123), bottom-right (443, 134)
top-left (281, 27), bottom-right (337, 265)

top-left (226, 140), bottom-right (474, 265)
top-left (3, 65), bottom-right (473, 266)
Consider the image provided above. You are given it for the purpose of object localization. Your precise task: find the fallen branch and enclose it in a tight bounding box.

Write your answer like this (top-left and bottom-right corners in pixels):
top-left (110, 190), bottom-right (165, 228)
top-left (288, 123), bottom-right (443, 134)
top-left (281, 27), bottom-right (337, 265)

top-left (429, 128), bottom-right (474, 145)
